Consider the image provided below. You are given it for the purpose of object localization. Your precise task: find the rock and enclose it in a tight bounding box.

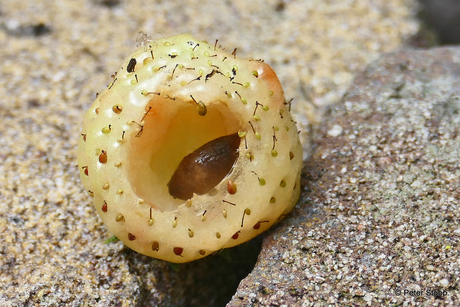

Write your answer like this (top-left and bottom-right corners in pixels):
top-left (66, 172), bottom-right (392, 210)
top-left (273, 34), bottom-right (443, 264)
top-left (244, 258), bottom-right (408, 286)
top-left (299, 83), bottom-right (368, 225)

top-left (227, 47), bottom-right (460, 306)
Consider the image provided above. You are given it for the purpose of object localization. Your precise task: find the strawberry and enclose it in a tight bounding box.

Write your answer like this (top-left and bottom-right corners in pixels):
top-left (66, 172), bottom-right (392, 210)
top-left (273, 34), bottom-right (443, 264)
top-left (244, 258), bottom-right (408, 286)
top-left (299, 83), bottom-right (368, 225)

top-left (77, 34), bottom-right (302, 263)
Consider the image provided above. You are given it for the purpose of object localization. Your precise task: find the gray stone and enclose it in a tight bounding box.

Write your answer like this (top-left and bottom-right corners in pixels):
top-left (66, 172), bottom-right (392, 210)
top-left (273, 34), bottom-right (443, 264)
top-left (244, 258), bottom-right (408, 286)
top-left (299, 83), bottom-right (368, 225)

top-left (227, 47), bottom-right (460, 306)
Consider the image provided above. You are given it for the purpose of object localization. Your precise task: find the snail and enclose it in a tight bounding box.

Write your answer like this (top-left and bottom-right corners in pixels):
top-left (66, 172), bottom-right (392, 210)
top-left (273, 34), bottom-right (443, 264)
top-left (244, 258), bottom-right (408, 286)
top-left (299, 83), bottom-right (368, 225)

top-left (77, 33), bottom-right (302, 263)
top-left (168, 133), bottom-right (241, 200)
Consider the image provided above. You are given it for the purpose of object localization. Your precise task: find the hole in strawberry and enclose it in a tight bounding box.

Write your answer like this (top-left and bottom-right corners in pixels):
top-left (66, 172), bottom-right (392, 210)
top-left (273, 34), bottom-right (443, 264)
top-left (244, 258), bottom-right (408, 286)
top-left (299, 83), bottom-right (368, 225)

top-left (128, 99), bottom-right (242, 211)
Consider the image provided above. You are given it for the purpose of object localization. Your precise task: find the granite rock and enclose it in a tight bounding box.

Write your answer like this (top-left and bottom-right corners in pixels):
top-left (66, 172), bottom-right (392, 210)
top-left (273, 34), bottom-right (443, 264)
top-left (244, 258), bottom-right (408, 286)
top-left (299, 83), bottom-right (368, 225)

top-left (228, 47), bottom-right (460, 306)
top-left (0, 0), bottom-right (421, 306)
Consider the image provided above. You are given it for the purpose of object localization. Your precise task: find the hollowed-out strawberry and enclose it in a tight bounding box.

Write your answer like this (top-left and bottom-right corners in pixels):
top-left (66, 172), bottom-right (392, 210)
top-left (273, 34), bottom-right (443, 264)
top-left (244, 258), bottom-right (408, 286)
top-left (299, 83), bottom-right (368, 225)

top-left (77, 34), bottom-right (302, 263)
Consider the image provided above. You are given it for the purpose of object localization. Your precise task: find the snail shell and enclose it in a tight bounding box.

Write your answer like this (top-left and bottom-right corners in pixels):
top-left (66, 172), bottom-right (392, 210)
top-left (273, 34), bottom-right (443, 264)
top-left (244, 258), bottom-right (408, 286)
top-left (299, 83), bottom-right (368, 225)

top-left (77, 34), bottom-right (302, 263)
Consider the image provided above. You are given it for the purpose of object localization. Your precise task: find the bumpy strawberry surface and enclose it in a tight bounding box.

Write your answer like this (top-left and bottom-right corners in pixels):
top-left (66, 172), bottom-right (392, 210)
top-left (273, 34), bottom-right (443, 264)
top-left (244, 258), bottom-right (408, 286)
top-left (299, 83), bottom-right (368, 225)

top-left (77, 34), bottom-right (302, 263)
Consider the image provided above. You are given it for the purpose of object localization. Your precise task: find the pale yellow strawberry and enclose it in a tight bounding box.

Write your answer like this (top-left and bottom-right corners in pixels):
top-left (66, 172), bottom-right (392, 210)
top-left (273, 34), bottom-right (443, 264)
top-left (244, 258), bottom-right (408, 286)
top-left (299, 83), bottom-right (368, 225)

top-left (77, 34), bottom-right (302, 263)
